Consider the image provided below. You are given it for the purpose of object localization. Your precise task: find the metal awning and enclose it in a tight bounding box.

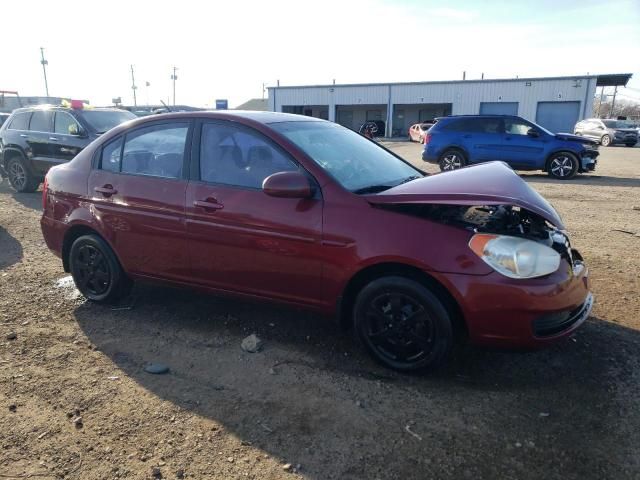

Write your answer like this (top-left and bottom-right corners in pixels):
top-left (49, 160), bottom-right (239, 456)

top-left (596, 74), bottom-right (632, 87)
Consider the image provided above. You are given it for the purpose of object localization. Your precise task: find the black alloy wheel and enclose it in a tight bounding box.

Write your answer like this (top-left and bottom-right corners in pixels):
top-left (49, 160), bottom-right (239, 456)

top-left (547, 152), bottom-right (578, 180)
top-left (69, 234), bottom-right (132, 303)
top-left (354, 276), bottom-right (453, 372)
top-left (7, 156), bottom-right (39, 193)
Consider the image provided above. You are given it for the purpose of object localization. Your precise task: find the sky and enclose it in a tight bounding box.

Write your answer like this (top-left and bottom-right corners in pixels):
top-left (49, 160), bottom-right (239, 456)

top-left (2, 0), bottom-right (639, 108)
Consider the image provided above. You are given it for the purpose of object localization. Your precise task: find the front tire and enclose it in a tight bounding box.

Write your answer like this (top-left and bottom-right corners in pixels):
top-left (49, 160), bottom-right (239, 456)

top-left (69, 234), bottom-right (132, 303)
top-left (547, 152), bottom-right (579, 180)
top-left (353, 276), bottom-right (454, 372)
top-left (7, 156), bottom-right (39, 193)
top-left (601, 134), bottom-right (611, 146)
top-left (438, 149), bottom-right (466, 171)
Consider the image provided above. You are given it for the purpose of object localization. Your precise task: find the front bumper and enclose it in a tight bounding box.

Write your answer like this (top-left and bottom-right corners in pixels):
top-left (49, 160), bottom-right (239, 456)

top-left (435, 253), bottom-right (592, 349)
top-left (580, 150), bottom-right (599, 172)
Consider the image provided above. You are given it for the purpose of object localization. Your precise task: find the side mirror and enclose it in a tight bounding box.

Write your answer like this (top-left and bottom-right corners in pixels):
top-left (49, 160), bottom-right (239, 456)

top-left (526, 128), bottom-right (540, 138)
top-left (68, 124), bottom-right (87, 137)
top-left (263, 171), bottom-right (313, 199)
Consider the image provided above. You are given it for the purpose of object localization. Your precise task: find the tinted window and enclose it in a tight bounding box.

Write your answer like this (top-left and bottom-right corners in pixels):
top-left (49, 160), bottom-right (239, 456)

top-left (54, 112), bottom-right (79, 135)
top-left (271, 121), bottom-right (422, 192)
top-left (505, 119), bottom-right (532, 135)
top-left (82, 110), bottom-right (136, 134)
top-left (445, 118), bottom-right (501, 133)
top-left (8, 112), bottom-right (31, 130)
top-left (200, 123), bottom-right (298, 188)
top-left (101, 137), bottom-right (123, 172)
top-left (29, 110), bottom-right (53, 132)
top-left (121, 123), bottom-right (188, 179)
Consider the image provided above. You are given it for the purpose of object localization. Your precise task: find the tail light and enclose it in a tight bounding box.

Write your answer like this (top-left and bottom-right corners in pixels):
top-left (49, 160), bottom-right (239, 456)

top-left (42, 176), bottom-right (48, 210)
top-left (424, 133), bottom-right (432, 145)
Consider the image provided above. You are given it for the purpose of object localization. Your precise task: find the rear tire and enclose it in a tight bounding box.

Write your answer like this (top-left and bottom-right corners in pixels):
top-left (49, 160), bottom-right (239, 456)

top-left (438, 149), bottom-right (466, 171)
top-left (600, 135), bottom-right (611, 146)
top-left (6, 156), bottom-right (39, 193)
top-left (69, 234), bottom-right (132, 304)
top-left (547, 152), bottom-right (578, 180)
top-left (353, 276), bottom-right (453, 372)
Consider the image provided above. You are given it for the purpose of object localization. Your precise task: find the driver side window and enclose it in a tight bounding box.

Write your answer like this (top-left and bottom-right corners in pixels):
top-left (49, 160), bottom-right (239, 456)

top-left (505, 119), bottom-right (532, 136)
top-left (199, 123), bottom-right (297, 189)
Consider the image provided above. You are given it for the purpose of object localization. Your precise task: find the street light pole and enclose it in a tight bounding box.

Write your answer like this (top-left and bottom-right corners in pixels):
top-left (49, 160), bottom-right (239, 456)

top-left (130, 65), bottom-right (137, 107)
top-left (170, 67), bottom-right (178, 106)
top-left (40, 47), bottom-right (49, 97)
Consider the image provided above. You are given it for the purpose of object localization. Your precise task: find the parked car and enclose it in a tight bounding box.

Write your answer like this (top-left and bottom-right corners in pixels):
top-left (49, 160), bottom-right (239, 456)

top-left (0, 104), bottom-right (136, 192)
top-left (41, 111), bottom-right (592, 372)
top-left (573, 118), bottom-right (638, 147)
top-left (422, 115), bottom-right (599, 179)
top-left (408, 122), bottom-right (434, 143)
top-left (0, 113), bottom-right (9, 127)
top-left (358, 120), bottom-right (385, 137)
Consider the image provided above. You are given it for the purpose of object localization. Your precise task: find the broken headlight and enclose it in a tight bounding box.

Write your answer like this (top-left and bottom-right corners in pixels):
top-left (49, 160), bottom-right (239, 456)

top-left (469, 234), bottom-right (560, 279)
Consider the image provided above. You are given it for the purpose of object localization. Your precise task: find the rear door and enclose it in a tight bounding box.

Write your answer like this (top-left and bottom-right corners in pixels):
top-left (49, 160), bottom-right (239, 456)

top-left (52, 111), bottom-right (86, 163)
top-left (460, 117), bottom-right (504, 163)
top-left (184, 120), bottom-right (324, 306)
top-left (26, 110), bottom-right (56, 174)
top-left (87, 120), bottom-right (192, 280)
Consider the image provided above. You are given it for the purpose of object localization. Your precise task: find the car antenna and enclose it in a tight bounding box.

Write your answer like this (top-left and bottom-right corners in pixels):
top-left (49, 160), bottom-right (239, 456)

top-left (160, 100), bottom-right (173, 112)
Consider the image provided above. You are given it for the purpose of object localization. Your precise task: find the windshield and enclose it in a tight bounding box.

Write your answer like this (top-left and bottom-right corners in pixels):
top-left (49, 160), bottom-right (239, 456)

top-left (82, 110), bottom-right (136, 133)
top-left (603, 120), bottom-right (635, 129)
top-left (271, 121), bottom-right (423, 192)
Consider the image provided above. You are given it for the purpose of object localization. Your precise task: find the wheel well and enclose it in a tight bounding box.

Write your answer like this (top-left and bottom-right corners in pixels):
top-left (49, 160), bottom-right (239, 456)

top-left (338, 262), bottom-right (467, 340)
top-left (544, 150), bottom-right (579, 172)
top-left (440, 146), bottom-right (468, 161)
top-left (61, 225), bottom-right (101, 272)
top-left (2, 149), bottom-right (24, 169)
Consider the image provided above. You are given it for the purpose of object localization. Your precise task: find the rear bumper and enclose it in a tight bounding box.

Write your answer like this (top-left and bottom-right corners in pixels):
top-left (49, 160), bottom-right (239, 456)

top-left (434, 256), bottom-right (591, 349)
top-left (40, 215), bottom-right (65, 260)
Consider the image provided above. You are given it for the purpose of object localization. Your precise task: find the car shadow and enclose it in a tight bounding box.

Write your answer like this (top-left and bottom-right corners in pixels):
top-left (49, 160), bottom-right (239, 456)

top-left (0, 225), bottom-right (23, 270)
top-left (0, 178), bottom-right (42, 211)
top-left (74, 283), bottom-right (640, 479)
top-left (521, 172), bottom-right (640, 188)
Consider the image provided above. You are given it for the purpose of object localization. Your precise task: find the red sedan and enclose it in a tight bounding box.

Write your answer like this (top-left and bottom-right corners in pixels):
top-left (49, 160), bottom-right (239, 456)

top-left (41, 112), bottom-right (592, 371)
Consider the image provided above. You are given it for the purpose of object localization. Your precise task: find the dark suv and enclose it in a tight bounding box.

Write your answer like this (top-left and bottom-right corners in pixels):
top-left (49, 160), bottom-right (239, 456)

top-left (0, 105), bottom-right (135, 192)
top-left (422, 115), bottom-right (599, 179)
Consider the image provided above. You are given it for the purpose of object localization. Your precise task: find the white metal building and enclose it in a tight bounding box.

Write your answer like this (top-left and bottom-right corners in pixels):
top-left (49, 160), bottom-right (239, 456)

top-left (267, 73), bottom-right (632, 136)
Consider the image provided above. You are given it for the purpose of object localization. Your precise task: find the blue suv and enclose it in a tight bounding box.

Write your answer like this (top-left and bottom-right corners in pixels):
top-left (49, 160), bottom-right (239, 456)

top-left (422, 115), bottom-right (599, 179)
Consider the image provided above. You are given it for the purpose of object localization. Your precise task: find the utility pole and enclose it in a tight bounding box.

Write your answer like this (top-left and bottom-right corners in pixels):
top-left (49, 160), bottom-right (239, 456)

top-left (40, 48), bottom-right (49, 97)
top-left (170, 67), bottom-right (178, 106)
top-left (130, 65), bottom-right (137, 107)
top-left (262, 83), bottom-right (265, 100)
top-left (597, 86), bottom-right (606, 117)
top-left (609, 86), bottom-right (618, 118)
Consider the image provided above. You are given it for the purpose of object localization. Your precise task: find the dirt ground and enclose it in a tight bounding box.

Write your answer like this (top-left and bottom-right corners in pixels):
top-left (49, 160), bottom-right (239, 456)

top-left (1, 143), bottom-right (639, 480)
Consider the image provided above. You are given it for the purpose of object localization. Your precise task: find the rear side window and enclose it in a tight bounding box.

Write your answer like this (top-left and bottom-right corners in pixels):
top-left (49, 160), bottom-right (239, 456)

top-left (8, 112), bottom-right (31, 130)
top-left (29, 111), bottom-right (53, 132)
top-left (200, 123), bottom-right (298, 189)
top-left (445, 118), bottom-right (501, 133)
top-left (121, 123), bottom-right (189, 179)
top-left (101, 137), bottom-right (123, 172)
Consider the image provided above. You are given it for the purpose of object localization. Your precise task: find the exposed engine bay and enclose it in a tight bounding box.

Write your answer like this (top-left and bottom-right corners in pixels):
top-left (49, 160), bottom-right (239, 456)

top-left (378, 203), bottom-right (576, 263)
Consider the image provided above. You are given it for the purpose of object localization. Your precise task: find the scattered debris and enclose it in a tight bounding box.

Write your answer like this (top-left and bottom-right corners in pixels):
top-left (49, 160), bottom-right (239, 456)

top-left (355, 400), bottom-right (363, 408)
top-left (241, 334), bottom-right (263, 353)
top-left (539, 412), bottom-right (550, 417)
top-left (8, 404), bottom-right (16, 412)
top-left (175, 469), bottom-right (185, 479)
top-left (72, 416), bottom-right (83, 429)
top-left (6, 332), bottom-right (17, 341)
top-left (269, 367), bottom-right (277, 375)
top-left (151, 466), bottom-right (162, 478)
top-left (144, 363), bottom-right (170, 375)
top-left (515, 442), bottom-right (522, 448)
top-left (282, 463), bottom-right (292, 471)
top-left (611, 228), bottom-right (636, 235)
top-left (259, 422), bottom-right (273, 433)
top-left (633, 206), bottom-right (640, 211)
top-left (111, 305), bottom-right (134, 311)
top-left (404, 424), bottom-right (422, 441)
top-left (37, 431), bottom-right (49, 440)
top-left (227, 457), bottom-right (234, 463)
top-left (107, 376), bottom-right (120, 381)
top-left (20, 321), bottom-right (29, 326)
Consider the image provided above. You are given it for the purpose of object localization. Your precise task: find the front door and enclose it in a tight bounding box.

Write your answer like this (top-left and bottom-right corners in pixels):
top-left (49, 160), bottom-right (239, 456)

top-left (52, 111), bottom-right (86, 163)
top-left (498, 117), bottom-right (547, 168)
top-left (87, 121), bottom-right (192, 280)
top-left (185, 120), bottom-right (324, 306)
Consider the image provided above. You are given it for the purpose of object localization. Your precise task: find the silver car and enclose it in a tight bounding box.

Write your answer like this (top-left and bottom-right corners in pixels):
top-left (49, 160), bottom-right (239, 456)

top-left (574, 118), bottom-right (638, 147)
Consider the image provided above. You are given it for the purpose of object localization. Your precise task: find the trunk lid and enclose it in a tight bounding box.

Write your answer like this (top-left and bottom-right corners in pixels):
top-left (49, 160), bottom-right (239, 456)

top-left (364, 161), bottom-right (565, 229)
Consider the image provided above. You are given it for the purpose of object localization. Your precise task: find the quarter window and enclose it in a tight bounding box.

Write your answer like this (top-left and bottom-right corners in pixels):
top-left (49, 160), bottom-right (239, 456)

top-left (54, 112), bottom-right (80, 135)
top-left (8, 112), bottom-right (31, 130)
top-left (100, 137), bottom-right (123, 173)
top-left (200, 123), bottom-right (298, 188)
top-left (29, 111), bottom-right (53, 132)
top-left (120, 123), bottom-right (189, 179)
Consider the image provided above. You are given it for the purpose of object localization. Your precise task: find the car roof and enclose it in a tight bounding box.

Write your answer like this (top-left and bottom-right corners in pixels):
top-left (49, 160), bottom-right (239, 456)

top-left (118, 110), bottom-right (326, 125)
top-left (9, 105), bottom-right (129, 114)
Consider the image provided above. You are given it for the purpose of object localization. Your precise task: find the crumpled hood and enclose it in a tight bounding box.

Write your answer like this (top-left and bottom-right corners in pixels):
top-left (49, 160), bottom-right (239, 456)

top-left (555, 132), bottom-right (598, 145)
top-left (364, 161), bottom-right (565, 229)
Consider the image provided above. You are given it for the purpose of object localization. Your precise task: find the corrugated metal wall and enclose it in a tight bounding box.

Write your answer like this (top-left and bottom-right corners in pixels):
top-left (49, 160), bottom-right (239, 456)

top-left (268, 76), bottom-right (598, 134)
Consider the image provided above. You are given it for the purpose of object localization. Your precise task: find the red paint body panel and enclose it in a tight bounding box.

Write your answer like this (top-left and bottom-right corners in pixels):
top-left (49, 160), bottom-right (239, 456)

top-left (40, 111), bottom-right (591, 351)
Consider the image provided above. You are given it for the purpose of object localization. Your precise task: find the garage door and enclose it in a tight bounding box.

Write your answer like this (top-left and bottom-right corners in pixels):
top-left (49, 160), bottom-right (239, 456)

top-left (479, 102), bottom-right (519, 115)
top-left (535, 101), bottom-right (581, 133)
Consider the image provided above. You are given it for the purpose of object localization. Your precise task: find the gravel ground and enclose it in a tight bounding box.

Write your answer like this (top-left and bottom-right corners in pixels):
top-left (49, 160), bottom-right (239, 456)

top-left (1, 144), bottom-right (639, 480)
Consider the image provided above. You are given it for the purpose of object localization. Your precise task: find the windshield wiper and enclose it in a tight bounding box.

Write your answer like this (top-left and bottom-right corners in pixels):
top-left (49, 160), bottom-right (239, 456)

top-left (352, 184), bottom-right (394, 194)
top-left (397, 174), bottom-right (422, 185)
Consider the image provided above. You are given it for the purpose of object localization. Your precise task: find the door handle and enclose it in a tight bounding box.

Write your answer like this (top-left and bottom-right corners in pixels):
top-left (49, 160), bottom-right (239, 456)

top-left (19, 134), bottom-right (28, 138)
top-left (49, 137), bottom-right (59, 141)
top-left (193, 199), bottom-right (224, 211)
top-left (94, 185), bottom-right (117, 196)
